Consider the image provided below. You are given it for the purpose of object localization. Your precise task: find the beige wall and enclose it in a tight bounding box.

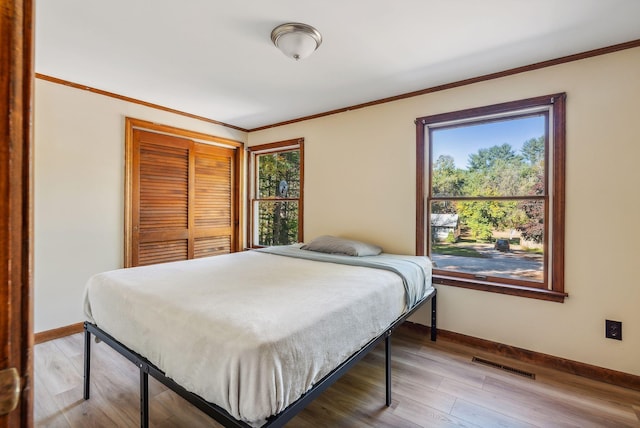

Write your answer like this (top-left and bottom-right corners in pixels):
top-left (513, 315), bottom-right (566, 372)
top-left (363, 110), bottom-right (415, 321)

top-left (34, 79), bottom-right (247, 332)
top-left (35, 47), bottom-right (639, 376)
top-left (248, 47), bottom-right (640, 375)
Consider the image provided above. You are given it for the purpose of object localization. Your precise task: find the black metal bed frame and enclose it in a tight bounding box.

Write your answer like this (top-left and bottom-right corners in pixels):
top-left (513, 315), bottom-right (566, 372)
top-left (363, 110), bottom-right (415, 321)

top-left (83, 289), bottom-right (436, 428)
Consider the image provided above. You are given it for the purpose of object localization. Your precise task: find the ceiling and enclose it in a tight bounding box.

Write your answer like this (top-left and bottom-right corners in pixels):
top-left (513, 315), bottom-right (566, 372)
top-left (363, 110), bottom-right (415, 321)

top-left (35, 1), bottom-right (640, 131)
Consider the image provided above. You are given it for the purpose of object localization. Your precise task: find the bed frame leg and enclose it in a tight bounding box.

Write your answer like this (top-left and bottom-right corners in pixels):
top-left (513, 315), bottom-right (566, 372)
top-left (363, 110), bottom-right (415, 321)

top-left (140, 364), bottom-right (149, 428)
top-left (385, 334), bottom-right (392, 407)
top-left (83, 325), bottom-right (91, 400)
top-left (430, 291), bottom-right (437, 342)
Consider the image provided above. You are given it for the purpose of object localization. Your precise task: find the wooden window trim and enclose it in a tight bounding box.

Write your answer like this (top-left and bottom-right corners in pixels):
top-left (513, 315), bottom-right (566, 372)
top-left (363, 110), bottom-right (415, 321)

top-left (416, 94), bottom-right (566, 302)
top-left (247, 138), bottom-right (304, 248)
top-left (124, 118), bottom-right (244, 267)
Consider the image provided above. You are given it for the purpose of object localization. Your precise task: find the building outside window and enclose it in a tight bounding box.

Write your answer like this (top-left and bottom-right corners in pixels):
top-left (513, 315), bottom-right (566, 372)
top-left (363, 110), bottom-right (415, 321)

top-left (249, 139), bottom-right (304, 247)
top-left (416, 94), bottom-right (566, 302)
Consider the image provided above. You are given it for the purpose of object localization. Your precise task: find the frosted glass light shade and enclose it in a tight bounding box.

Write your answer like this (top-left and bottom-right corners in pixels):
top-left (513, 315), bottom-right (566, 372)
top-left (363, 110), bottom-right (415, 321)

top-left (271, 23), bottom-right (322, 60)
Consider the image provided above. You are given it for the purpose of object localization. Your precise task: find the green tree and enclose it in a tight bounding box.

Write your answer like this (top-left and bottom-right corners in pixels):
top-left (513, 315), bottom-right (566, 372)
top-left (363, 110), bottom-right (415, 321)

top-left (467, 143), bottom-right (522, 171)
top-left (516, 172), bottom-right (545, 243)
top-left (432, 155), bottom-right (464, 214)
top-left (457, 192), bottom-right (516, 241)
top-left (515, 136), bottom-right (545, 243)
top-left (432, 137), bottom-right (546, 242)
top-left (432, 155), bottom-right (463, 195)
top-left (257, 151), bottom-right (300, 245)
top-left (458, 144), bottom-right (523, 238)
top-left (522, 136), bottom-right (545, 165)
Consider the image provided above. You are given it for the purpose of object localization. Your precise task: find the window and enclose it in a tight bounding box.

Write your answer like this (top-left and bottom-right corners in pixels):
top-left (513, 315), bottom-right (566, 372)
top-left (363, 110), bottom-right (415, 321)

top-left (416, 94), bottom-right (566, 302)
top-left (249, 139), bottom-right (304, 247)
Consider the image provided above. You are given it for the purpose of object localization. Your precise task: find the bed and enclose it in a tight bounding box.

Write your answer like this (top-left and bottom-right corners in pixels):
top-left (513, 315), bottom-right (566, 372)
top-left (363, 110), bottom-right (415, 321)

top-left (82, 241), bottom-right (437, 427)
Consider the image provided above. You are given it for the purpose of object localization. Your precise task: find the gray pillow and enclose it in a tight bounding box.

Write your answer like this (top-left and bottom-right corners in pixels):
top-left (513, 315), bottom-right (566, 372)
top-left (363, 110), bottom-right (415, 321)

top-left (301, 235), bottom-right (382, 256)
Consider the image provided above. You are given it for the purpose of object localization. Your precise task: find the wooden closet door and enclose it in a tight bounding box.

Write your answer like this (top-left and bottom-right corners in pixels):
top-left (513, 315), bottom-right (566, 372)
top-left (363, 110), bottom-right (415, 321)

top-left (193, 144), bottom-right (236, 258)
top-left (133, 130), bottom-right (191, 266)
top-left (130, 129), bottom-right (236, 266)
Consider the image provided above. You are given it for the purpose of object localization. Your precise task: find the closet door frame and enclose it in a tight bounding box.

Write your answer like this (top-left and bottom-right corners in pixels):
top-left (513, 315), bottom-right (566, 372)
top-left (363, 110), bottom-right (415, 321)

top-left (124, 118), bottom-right (244, 267)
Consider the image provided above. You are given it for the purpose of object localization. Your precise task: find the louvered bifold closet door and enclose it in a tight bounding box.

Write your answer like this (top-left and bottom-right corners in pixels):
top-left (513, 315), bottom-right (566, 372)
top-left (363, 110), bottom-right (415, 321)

top-left (131, 129), bottom-right (237, 267)
top-left (132, 130), bottom-right (191, 266)
top-left (193, 144), bottom-right (235, 258)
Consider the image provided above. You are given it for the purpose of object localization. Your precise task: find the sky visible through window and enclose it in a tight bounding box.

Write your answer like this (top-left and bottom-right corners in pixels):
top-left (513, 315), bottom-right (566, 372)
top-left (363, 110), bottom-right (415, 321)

top-left (432, 115), bottom-right (545, 169)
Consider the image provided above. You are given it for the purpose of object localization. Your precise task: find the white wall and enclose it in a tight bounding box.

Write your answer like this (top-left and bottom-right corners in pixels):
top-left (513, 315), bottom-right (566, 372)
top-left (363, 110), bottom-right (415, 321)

top-left (248, 47), bottom-right (640, 376)
top-left (34, 80), bottom-right (247, 332)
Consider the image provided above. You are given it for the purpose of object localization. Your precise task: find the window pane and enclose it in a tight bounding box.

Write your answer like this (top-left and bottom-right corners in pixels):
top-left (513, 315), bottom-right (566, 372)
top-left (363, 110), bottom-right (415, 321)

top-left (431, 115), bottom-right (546, 198)
top-left (257, 151), bottom-right (301, 198)
top-left (254, 201), bottom-right (299, 246)
top-left (417, 93), bottom-right (566, 299)
top-left (430, 200), bottom-right (544, 283)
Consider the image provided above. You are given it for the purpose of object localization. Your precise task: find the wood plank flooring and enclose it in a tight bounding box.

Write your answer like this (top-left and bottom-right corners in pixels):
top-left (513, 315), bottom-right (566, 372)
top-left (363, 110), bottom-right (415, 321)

top-left (35, 326), bottom-right (640, 427)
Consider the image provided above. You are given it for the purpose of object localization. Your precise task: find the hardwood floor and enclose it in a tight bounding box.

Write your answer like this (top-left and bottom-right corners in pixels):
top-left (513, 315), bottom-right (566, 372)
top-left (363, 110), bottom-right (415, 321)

top-left (35, 326), bottom-right (640, 427)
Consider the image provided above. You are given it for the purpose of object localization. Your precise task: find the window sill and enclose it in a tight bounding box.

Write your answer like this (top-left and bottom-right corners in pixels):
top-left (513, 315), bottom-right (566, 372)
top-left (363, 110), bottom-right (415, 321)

top-left (432, 274), bottom-right (567, 303)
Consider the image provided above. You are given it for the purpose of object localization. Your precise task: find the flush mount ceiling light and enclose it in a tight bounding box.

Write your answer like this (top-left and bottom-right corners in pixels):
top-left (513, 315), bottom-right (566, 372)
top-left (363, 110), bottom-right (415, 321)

top-left (271, 22), bottom-right (322, 60)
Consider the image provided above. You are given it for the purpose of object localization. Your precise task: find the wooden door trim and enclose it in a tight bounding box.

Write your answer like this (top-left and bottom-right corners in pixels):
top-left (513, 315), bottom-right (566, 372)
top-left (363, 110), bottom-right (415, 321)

top-left (0, 0), bottom-right (34, 425)
top-left (124, 118), bottom-right (244, 267)
top-left (126, 118), bottom-right (244, 148)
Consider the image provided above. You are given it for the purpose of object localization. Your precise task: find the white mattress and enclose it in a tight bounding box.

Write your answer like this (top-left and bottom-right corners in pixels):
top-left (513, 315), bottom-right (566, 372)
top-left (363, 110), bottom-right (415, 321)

top-left (83, 248), bottom-right (432, 426)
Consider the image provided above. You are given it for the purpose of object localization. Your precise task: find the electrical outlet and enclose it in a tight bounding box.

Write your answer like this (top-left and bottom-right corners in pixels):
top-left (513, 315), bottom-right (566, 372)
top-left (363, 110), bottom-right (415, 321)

top-left (605, 320), bottom-right (622, 340)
